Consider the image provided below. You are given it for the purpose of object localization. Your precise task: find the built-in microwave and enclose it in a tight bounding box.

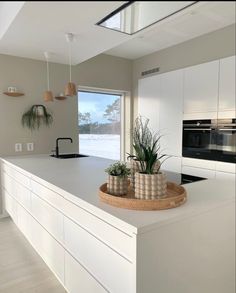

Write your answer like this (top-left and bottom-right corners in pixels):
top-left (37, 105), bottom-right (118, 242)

top-left (182, 119), bottom-right (236, 163)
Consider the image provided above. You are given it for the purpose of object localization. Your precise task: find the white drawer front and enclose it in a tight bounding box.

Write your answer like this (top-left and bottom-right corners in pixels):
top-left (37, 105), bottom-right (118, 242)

top-left (2, 172), bottom-right (17, 198)
top-left (65, 252), bottom-right (107, 293)
top-left (64, 217), bottom-right (133, 293)
top-left (215, 171), bottom-right (236, 181)
top-left (4, 189), bottom-right (18, 223)
top-left (3, 188), bottom-right (13, 216)
top-left (2, 171), bottom-right (31, 212)
top-left (31, 217), bottom-right (64, 283)
top-left (63, 200), bottom-right (133, 262)
top-left (182, 166), bottom-right (216, 179)
top-left (215, 162), bottom-right (236, 174)
top-left (15, 181), bottom-right (31, 212)
top-left (182, 157), bottom-right (216, 170)
top-left (17, 204), bottom-right (31, 241)
top-left (31, 179), bottom-right (65, 212)
top-left (31, 192), bottom-right (64, 244)
top-left (2, 163), bottom-right (30, 189)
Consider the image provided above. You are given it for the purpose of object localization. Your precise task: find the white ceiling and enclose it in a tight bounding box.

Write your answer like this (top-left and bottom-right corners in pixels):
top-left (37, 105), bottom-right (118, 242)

top-left (105, 1), bottom-right (236, 60)
top-left (0, 1), bottom-right (235, 64)
top-left (0, 1), bottom-right (132, 64)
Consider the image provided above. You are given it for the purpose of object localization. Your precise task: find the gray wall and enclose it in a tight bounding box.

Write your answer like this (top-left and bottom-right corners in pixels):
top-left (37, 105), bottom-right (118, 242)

top-left (0, 53), bottom-right (133, 158)
top-left (0, 53), bottom-right (133, 215)
top-left (75, 54), bottom-right (132, 92)
top-left (0, 54), bottom-right (79, 157)
top-left (132, 24), bottom-right (236, 118)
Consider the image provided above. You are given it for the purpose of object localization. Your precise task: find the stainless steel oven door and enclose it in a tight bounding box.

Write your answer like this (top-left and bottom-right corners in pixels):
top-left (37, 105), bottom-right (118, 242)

top-left (182, 120), bottom-right (217, 160)
top-left (216, 119), bottom-right (236, 163)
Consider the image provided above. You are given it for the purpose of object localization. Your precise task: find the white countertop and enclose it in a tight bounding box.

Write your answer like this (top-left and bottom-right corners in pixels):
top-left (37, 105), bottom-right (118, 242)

top-left (1, 155), bottom-right (235, 234)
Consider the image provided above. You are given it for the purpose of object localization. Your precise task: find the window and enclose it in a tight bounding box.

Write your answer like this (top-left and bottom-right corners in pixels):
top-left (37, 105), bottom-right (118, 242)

top-left (78, 89), bottom-right (124, 160)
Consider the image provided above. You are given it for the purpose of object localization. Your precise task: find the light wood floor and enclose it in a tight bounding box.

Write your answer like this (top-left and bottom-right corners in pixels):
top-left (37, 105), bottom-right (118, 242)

top-left (0, 217), bottom-right (66, 293)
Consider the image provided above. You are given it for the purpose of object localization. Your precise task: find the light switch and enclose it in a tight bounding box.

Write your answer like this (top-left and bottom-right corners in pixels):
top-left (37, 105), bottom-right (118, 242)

top-left (27, 143), bottom-right (34, 151)
top-left (15, 143), bottom-right (22, 152)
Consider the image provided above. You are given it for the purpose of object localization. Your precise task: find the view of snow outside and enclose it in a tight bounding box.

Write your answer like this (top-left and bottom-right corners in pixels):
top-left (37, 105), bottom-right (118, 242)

top-left (78, 91), bottom-right (121, 160)
top-left (79, 134), bottom-right (120, 160)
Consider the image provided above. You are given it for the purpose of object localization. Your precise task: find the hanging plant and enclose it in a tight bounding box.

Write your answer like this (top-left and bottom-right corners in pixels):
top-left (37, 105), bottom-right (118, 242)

top-left (21, 104), bottom-right (53, 130)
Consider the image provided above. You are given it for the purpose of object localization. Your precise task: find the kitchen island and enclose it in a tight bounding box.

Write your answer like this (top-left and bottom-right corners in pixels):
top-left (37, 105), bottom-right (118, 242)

top-left (0, 155), bottom-right (235, 293)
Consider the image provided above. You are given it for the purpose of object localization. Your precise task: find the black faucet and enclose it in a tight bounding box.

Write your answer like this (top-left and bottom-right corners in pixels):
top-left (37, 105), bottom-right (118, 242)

top-left (55, 137), bottom-right (73, 157)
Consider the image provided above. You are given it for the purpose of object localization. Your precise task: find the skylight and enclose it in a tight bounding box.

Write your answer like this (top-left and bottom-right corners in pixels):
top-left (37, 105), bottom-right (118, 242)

top-left (97, 1), bottom-right (197, 35)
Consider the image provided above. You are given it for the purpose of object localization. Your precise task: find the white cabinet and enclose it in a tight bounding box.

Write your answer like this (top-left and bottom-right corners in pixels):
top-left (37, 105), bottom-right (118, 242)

top-left (183, 60), bottom-right (219, 117)
top-left (31, 192), bottom-right (64, 244)
top-left (182, 166), bottom-right (216, 179)
top-left (65, 252), bottom-right (107, 293)
top-left (159, 69), bottom-right (183, 157)
top-left (182, 158), bottom-right (236, 180)
top-left (31, 217), bottom-right (64, 283)
top-left (63, 198), bottom-right (133, 261)
top-left (218, 56), bottom-right (236, 116)
top-left (182, 157), bottom-right (216, 170)
top-left (215, 171), bottom-right (235, 181)
top-left (17, 204), bottom-right (31, 241)
top-left (138, 69), bottom-right (183, 158)
top-left (3, 188), bottom-right (16, 221)
top-left (64, 217), bottom-right (133, 293)
top-left (162, 156), bottom-right (182, 173)
top-left (138, 74), bottom-right (161, 131)
top-left (215, 161), bottom-right (236, 174)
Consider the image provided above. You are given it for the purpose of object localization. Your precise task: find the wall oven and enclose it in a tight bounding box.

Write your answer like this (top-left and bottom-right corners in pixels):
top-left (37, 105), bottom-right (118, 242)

top-left (182, 120), bottom-right (217, 161)
top-left (182, 119), bottom-right (236, 163)
top-left (216, 119), bottom-right (236, 163)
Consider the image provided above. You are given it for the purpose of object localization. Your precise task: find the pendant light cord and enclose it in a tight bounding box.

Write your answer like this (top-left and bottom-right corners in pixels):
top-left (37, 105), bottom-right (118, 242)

top-left (69, 41), bottom-right (72, 82)
top-left (46, 59), bottom-right (50, 90)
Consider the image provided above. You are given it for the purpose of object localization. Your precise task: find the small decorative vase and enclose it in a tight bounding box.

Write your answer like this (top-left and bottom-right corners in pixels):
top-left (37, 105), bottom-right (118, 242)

top-left (129, 158), bottom-right (161, 190)
top-left (107, 175), bottom-right (128, 196)
top-left (135, 172), bottom-right (167, 200)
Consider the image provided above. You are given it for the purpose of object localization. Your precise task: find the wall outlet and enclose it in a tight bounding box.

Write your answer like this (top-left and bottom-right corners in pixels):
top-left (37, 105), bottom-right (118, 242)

top-left (27, 142), bottom-right (34, 151)
top-left (15, 143), bottom-right (22, 152)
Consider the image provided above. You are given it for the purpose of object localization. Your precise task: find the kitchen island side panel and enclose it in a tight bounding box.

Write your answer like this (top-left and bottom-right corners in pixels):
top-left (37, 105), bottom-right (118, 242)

top-left (136, 203), bottom-right (235, 293)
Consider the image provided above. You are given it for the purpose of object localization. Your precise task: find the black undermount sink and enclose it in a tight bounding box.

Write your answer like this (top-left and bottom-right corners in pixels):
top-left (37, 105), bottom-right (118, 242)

top-left (51, 154), bottom-right (89, 159)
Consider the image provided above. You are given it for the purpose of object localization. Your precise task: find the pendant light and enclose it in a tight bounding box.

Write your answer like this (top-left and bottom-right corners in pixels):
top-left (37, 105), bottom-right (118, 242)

top-left (64, 33), bottom-right (76, 96)
top-left (43, 51), bottom-right (54, 102)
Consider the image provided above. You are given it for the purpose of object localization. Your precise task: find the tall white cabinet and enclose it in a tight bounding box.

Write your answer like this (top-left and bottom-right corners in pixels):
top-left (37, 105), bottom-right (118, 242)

top-left (138, 55), bottom-right (235, 175)
top-left (183, 60), bottom-right (219, 119)
top-left (138, 74), bottom-right (161, 131)
top-left (218, 55), bottom-right (236, 118)
top-left (138, 69), bottom-right (183, 173)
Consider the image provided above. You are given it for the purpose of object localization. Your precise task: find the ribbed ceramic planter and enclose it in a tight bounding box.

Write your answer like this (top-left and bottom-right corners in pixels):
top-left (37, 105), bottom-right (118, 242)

top-left (135, 172), bottom-right (167, 200)
top-left (107, 175), bottom-right (128, 196)
top-left (130, 159), bottom-right (160, 190)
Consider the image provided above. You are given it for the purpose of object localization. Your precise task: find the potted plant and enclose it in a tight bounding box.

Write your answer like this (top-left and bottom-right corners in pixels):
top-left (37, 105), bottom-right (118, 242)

top-left (21, 104), bottom-right (53, 130)
top-left (105, 162), bottom-right (131, 196)
top-left (129, 116), bottom-right (168, 199)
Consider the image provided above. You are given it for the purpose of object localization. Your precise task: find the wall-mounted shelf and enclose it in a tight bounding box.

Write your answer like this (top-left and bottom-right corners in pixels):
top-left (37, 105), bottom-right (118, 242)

top-left (3, 92), bottom-right (24, 97)
top-left (55, 96), bottom-right (67, 100)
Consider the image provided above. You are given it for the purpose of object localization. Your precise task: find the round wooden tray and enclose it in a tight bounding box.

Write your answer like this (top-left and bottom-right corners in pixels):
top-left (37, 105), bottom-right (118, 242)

top-left (99, 182), bottom-right (187, 211)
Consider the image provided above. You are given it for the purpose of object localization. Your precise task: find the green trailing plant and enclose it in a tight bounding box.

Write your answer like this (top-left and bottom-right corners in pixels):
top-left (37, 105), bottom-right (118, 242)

top-left (105, 162), bottom-right (131, 177)
top-left (21, 105), bottom-right (53, 131)
top-left (128, 116), bottom-right (169, 174)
